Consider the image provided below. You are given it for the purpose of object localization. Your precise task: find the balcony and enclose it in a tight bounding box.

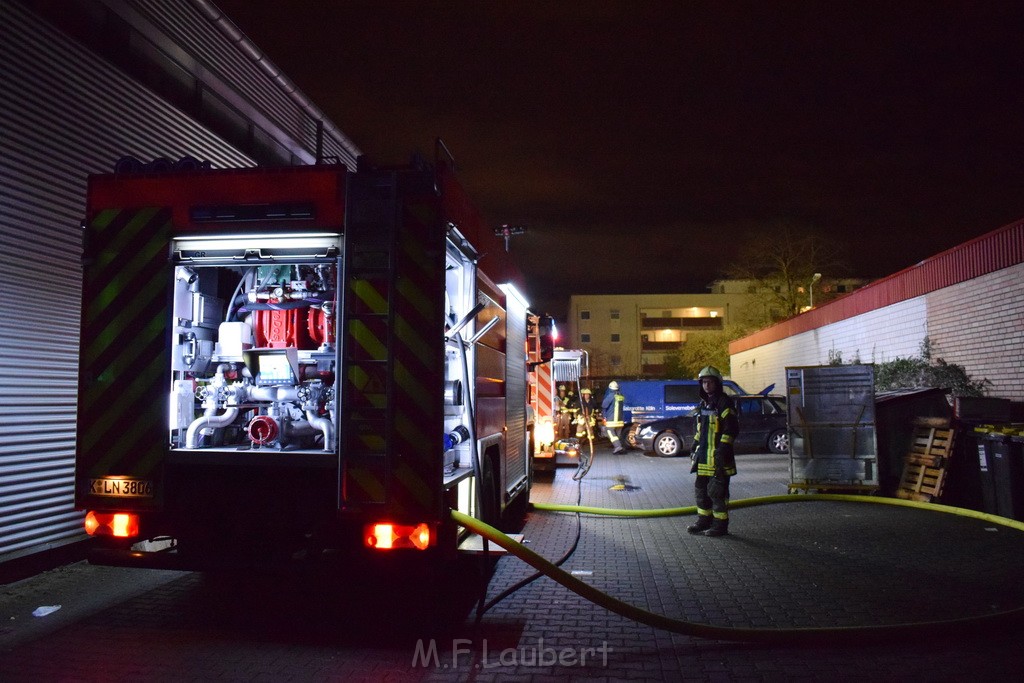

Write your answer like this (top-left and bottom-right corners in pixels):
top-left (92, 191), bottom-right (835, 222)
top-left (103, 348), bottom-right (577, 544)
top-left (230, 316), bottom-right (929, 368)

top-left (641, 317), bottom-right (723, 330)
top-left (641, 340), bottom-right (682, 351)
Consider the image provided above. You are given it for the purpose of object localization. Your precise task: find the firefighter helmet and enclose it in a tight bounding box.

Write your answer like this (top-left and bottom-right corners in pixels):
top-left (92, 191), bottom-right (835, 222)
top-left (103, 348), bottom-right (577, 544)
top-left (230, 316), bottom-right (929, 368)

top-left (558, 384), bottom-right (566, 391)
top-left (608, 380), bottom-right (620, 391)
top-left (581, 387), bottom-right (592, 395)
top-left (697, 366), bottom-right (723, 381)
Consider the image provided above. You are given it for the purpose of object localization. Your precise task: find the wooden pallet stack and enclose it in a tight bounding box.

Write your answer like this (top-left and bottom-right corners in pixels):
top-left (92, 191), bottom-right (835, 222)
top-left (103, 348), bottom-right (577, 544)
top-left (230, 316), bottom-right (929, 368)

top-left (895, 422), bottom-right (956, 502)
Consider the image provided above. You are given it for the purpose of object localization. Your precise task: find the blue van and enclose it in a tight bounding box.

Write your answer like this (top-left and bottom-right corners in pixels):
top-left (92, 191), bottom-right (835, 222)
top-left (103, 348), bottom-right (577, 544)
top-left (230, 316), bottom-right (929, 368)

top-left (602, 379), bottom-right (748, 446)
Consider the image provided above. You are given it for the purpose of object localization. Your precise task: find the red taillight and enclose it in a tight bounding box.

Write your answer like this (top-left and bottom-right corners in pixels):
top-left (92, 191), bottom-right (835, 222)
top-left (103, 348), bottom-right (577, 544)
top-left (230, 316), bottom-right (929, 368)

top-left (364, 522), bottom-right (432, 550)
top-left (84, 511), bottom-right (140, 538)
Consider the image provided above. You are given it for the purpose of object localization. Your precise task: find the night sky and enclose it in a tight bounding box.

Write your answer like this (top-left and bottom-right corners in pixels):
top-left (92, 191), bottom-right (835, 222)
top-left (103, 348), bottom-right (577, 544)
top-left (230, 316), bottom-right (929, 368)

top-left (214, 1), bottom-right (1024, 318)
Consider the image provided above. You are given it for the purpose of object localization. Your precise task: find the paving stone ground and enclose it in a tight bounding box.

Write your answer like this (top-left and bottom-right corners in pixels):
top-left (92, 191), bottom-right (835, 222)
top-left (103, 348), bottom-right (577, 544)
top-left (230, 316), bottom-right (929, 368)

top-left (2, 444), bottom-right (1024, 681)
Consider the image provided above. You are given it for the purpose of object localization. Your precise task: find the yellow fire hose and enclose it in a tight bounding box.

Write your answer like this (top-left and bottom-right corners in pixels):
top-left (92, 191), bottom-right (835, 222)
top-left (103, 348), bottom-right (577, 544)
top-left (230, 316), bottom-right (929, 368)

top-left (451, 494), bottom-right (1024, 644)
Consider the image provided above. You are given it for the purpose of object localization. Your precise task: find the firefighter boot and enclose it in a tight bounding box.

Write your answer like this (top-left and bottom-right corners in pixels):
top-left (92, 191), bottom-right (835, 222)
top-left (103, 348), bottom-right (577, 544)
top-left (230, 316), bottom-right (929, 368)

top-left (702, 517), bottom-right (729, 537)
top-left (687, 515), bottom-right (713, 535)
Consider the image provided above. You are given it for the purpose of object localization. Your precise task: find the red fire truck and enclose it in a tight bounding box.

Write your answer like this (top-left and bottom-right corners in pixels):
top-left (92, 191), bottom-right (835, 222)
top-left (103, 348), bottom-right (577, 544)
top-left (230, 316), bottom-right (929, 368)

top-left (530, 349), bottom-right (589, 471)
top-left (75, 155), bottom-right (551, 567)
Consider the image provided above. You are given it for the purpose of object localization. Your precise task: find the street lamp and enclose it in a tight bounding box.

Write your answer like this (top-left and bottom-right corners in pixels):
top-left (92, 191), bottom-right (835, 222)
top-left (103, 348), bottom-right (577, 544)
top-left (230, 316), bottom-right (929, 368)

top-left (809, 272), bottom-right (822, 308)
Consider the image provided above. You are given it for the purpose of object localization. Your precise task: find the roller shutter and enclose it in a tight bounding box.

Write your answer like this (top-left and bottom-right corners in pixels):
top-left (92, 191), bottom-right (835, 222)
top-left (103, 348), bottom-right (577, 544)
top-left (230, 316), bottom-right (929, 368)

top-left (0, 0), bottom-right (252, 562)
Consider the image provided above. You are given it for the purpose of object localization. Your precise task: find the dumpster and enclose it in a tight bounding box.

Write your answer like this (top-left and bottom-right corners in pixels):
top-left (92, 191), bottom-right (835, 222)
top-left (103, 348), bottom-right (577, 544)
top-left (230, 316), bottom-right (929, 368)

top-left (977, 427), bottom-right (1002, 515)
top-left (875, 388), bottom-right (952, 496)
top-left (1001, 430), bottom-right (1024, 520)
top-left (978, 427), bottom-right (1024, 520)
top-left (937, 423), bottom-right (987, 516)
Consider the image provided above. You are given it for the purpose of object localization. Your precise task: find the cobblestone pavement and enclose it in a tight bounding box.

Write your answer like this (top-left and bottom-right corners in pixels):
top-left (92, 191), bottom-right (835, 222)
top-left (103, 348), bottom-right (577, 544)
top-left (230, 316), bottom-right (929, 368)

top-left (3, 445), bottom-right (1024, 681)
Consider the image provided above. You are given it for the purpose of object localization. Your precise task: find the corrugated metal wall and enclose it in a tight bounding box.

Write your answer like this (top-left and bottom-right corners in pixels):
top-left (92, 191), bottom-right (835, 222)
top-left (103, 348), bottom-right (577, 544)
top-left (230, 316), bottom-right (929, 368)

top-left (127, 0), bottom-right (360, 168)
top-left (0, 0), bottom-right (355, 563)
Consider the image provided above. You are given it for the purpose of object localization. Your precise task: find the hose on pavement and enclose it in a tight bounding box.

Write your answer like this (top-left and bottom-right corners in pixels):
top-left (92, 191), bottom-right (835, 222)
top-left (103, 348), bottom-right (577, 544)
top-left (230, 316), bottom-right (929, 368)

top-left (451, 494), bottom-right (1024, 644)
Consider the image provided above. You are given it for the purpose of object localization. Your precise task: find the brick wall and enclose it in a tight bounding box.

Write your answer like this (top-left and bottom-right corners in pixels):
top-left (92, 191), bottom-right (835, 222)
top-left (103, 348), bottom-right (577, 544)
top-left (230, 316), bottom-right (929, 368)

top-left (731, 263), bottom-right (1024, 401)
top-left (731, 298), bottom-right (926, 396)
top-left (927, 263), bottom-right (1024, 400)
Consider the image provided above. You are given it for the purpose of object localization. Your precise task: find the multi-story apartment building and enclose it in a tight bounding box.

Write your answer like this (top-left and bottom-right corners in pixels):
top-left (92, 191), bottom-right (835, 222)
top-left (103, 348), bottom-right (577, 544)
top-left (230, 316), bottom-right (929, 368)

top-left (569, 278), bottom-right (867, 378)
top-left (568, 291), bottom-right (743, 379)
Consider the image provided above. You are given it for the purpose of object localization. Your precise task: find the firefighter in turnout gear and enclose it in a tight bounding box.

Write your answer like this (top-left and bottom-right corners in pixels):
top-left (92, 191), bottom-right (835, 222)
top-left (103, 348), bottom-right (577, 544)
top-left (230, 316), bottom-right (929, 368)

top-left (603, 380), bottom-right (627, 454)
top-left (687, 366), bottom-right (739, 537)
top-left (556, 384), bottom-right (576, 439)
top-left (576, 387), bottom-right (597, 439)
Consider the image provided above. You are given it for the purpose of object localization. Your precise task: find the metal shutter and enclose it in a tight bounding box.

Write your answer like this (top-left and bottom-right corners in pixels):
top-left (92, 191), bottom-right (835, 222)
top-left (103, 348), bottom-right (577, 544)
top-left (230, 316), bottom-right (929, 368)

top-left (0, 0), bottom-right (253, 562)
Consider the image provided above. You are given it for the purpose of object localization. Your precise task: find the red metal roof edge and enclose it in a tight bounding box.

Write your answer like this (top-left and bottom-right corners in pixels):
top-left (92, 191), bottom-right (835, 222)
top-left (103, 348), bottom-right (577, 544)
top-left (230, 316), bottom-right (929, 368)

top-left (729, 218), bottom-right (1024, 354)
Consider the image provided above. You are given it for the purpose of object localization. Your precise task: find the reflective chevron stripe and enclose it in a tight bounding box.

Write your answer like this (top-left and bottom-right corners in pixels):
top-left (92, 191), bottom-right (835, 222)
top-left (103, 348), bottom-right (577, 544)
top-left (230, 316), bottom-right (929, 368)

top-left (77, 207), bottom-right (171, 500)
top-left (536, 361), bottom-right (553, 419)
top-left (341, 174), bottom-right (444, 518)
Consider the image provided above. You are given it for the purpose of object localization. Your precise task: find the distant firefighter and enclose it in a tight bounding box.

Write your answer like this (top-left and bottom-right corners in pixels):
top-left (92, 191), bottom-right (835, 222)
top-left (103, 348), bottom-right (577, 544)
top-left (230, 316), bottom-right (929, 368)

top-left (576, 387), bottom-right (597, 439)
top-left (603, 380), bottom-right (626, 454)
top-left (556, 384), bottom-right (577, 439)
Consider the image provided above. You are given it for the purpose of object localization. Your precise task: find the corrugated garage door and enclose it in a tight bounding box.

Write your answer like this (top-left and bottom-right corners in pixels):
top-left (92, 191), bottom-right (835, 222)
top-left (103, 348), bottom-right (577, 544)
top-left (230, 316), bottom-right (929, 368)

top-left (0, 0), bottom-right (253, 562)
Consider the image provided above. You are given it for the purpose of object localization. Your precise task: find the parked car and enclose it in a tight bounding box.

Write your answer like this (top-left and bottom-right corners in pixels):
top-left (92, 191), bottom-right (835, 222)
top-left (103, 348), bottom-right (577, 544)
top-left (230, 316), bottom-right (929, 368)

top-left (600, 378), bottom-right (750, 447)
top-left (636, 395), bottom-right (789, 457)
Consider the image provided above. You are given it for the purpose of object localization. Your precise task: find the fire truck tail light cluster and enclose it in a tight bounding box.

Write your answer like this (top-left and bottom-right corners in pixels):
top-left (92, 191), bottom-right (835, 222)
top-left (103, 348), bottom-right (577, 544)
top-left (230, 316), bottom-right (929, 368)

top-left (84, 511), bottom-right (140, 538)
top-left (364, 522), bottom-right (431, 550)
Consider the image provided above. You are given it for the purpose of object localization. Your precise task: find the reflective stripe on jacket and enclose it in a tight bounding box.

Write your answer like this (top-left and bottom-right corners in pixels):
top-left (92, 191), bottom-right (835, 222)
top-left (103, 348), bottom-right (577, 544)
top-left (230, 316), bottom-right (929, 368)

top-left (690, 393), bottom-right (739, 476)
top-left (602, 391), bottom-right (625, 427)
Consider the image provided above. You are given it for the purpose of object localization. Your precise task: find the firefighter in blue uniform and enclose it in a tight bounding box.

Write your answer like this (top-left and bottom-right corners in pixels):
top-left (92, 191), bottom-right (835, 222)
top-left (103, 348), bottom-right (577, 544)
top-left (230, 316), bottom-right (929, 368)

top-left (603, 380), bottom-right (627, 454)
top-left (687, 366), bottom-right (739, 537)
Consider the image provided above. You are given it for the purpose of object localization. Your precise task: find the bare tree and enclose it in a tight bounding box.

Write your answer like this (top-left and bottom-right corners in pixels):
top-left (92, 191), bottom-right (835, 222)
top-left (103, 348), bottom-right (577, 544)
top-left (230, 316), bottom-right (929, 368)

top-left (725, 222), bottom-right (847, 320)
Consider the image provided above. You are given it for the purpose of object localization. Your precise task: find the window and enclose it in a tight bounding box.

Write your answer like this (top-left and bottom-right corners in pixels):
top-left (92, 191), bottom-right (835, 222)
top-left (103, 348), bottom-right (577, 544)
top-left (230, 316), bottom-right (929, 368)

top-left (738, 398), bottom-right (762, 416)
top-left (580, 310), bottom-right (590, 320)
top-left (664, 385), bottom-right (700, 404)
top-left (580, 333), bottom-right (590, 343)
top-left (610, 333), bottom-right (621, 343)
top-left (610, 355), bottom-right (622, 367)
top-left (610, 309), bottom-right (620, 320)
